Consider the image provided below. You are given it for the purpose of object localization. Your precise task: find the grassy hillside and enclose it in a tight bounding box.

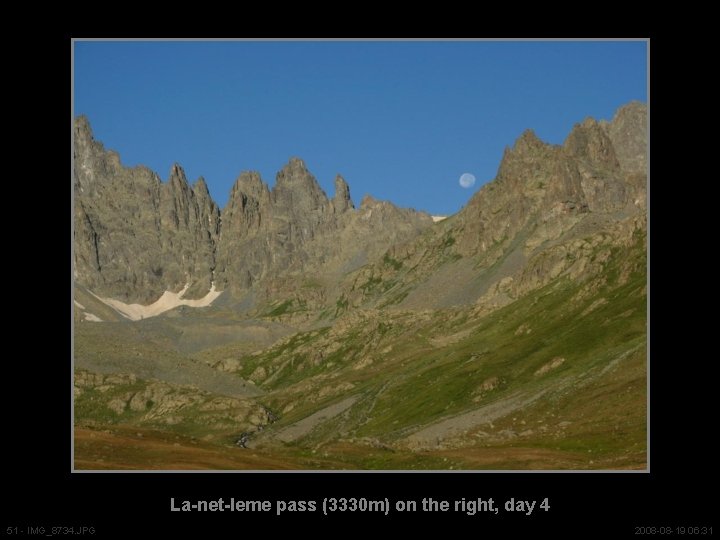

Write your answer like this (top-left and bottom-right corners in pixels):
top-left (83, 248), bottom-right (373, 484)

top-left (75, 225), bottom-right (646, 469)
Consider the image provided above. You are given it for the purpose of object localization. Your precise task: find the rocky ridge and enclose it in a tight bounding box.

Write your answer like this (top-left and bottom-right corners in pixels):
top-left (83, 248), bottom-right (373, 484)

top-left (337, 101), bottom-right (647, 312)
top-left (74, 118), bottom-right (220, 303)
top-left (74, 118), bottom-right (432, 307)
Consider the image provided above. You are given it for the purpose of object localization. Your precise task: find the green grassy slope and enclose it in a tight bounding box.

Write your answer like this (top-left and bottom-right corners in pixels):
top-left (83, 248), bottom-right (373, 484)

top-left (75, 221), bottom-right (646, 470)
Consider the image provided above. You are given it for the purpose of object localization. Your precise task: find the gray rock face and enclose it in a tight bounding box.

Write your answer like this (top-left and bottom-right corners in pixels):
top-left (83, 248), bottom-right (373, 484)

top-left (74, 117), bottom-right (219, 303)
top-left (453, 101), bottom-right (647, 259)
top-left (342, 102), bottom-right (648, 310)
top-left (332, 175), bottom-right (354, 214)
top-left (74, 120), bottom-right (432, 305)
top-left (605, 101), bottom-right (648, 208)
top-left (74, 102), bottom-right (645, 311)
top-left (606, 101), bottom-right (647, 177)
top-left (215, 158), bottom-right (432, 297)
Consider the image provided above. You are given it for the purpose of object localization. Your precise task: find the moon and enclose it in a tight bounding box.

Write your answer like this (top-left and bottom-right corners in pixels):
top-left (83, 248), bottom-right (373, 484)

top-left (459, 173), bottom-right (476, 188)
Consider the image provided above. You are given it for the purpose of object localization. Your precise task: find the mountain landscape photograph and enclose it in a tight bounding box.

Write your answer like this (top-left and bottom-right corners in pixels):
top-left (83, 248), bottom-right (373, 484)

top-left (72, 39), bottom-right (648, 470)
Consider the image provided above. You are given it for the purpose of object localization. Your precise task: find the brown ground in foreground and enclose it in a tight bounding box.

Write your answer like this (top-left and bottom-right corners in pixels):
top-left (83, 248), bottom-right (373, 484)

top-left (436, 447), bottom-right (646, 470)
top-left (74, 427), bottom-right (301, 470)
top-left (74, 426), bottom-right (646, 471)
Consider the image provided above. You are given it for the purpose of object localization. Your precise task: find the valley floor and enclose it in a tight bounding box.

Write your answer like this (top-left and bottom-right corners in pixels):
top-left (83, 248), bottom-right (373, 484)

top-left (74, 226), bottom-right (647, 471)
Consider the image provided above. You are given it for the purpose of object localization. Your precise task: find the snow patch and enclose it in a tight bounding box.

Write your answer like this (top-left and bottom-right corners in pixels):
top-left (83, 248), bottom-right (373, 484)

top-left (84, 312), bottom-right (102, 322)
top-left (74, 300), bottom-right (85, 310)
top-left (94, 283), bottom-right (222, 321)
top-left (431, 215), bottom-right (447, 222)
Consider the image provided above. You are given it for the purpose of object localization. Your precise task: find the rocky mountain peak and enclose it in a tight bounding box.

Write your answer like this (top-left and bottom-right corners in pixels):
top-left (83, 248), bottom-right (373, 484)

top-left (272, 157), bottom-right (329, 217)
top-left (74, 115), bottom-right (124, 192)
top-left (75, 115), bottom-right (93, 141)
top-left (360, 194), bottom-right (379, 209)
top-left (563, 118), bottom-right (619, 168)
top-left (74, 128), bottom-right (217, 303)
top-left (193, 176), bottom-right (209, 194)
top-left (493, 128), bottom-right (558, 192)
top-left (275, 157), bottom-right (312, 186)
top-left (513, 128), bottom-right (547, 153)
top-left (613, 100), bottom-right (646, 123)
top-left (221, 172), bottom-right (268, 243)
top-left (194, 176), bottom-right (220, 239)
top-left (607, 101), bottom-right (647, 176)
top-left (168, 163), bottom-right (189, 188)
top-left (232, 171), bottom-right (269, 202)
top-left (287, 156), bottom-right (307, 170)
top-left (333, 174), bottom-right (354, 213)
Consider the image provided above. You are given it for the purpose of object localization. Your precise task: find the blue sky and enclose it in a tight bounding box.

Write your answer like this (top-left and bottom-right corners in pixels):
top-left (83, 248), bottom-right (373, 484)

top-left (74, 40), bottom-right (647, 215)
